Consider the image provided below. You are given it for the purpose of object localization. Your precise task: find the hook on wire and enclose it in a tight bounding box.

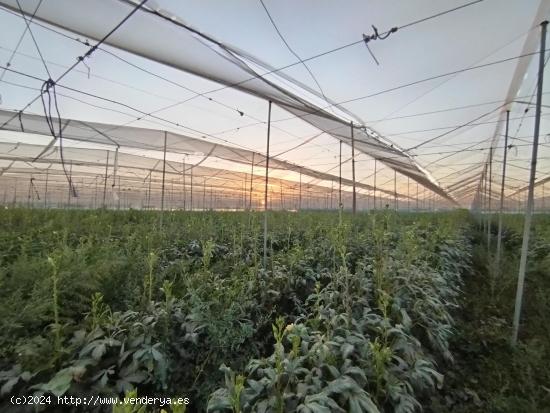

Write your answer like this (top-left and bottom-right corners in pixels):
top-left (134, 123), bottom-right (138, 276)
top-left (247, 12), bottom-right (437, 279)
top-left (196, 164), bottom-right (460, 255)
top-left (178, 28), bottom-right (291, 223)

top-left (362, 25), bottom-right (398, 66)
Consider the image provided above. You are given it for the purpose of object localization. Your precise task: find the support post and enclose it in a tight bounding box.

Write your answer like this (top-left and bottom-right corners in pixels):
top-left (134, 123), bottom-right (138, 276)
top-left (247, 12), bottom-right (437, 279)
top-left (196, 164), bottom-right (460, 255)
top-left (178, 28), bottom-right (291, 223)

top-left (68, 162), bottom-right (73, 207)
top-left (27, 177), bottom-right (32, 208)
top-left (512, 20), bottom-right (547, 346)
top-left (407, 177), bottom-right (410, 211)
top-left (299, 168), bottom-right (302, 211)
top-left (374, 159), bottom-right (377, 210)
top-left (416, 183), bottom-right (419, 211)
top-left (203, 178), bottom-right (206, 211)
top-left (330, 181), bottom-right (334, 209)
top-left (147, 170), bottom-right (152, 209)
top-left (190, 167), bottom-right (193, 211)
top-left (103, 150), bottom-right (110, 208)
top-left (339, 140), bottom-right (342, 209)
top-left (542, 183), bottom-right (545, 211)
top-left (482, 164), bottom-right (487, 233)
top-left (249, 153), bottom-right (254, 210)
top-left (263, 101), bottom-right (272, 269)
top-left (160, 131), bottom-right (167, 224)
top-left (183, 158), bottom-right (186, 211)
top-left (496, 110), bottom-right (510, 268)
top-left (351, 122), bottom-right (356, 214)
top-left (394, 170), bottom-right (397, 210)
top-left (44, 168), bottom-right (49, 208)
top-left (488, 146), bottom-right (493, 251)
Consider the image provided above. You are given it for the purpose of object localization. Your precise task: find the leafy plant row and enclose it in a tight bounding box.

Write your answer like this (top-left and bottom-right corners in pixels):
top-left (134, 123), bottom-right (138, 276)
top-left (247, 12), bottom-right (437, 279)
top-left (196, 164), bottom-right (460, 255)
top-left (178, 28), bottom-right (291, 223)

top-left (0, 209), bottom-right (472, 412)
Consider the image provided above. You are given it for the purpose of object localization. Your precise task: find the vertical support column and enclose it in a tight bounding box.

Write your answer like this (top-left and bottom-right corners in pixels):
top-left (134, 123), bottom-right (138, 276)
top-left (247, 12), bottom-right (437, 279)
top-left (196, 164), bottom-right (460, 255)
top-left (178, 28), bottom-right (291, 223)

top-left (160, 131), bottom-right (167, 225)
top-left (339, 140), bottom-right (342, 209)
top-left (249, 153), bottom-right (254, 210)
top-left (94, 177), bottom-right (98, 209)
top-left (496, 110), bottom-right (510, 268)
top-left (374, 159), bottom-right (377, 210)
top-left (147, 170), bottom-right (152, 210)
top-left (118, 176), bottom-right (121, 210)
top-left (203, 178), bottom-right (207, 211)
top-left (243, 174), bottom-right (247, 210)
top-left (182, 158), bottom-right (186, 211)
top-left (263, 101), bottom-right (272, 269)
top-left (488, 146), bottom-right (493, 251)
top-left (44, 168), bottom-right (49, 208)
top-left (393, 170), bottom-right (397, 211)
top-left (68, 161), bottom-right (73, 207)
top-left (190, 167), bottom-right (194, 211)
top-left (13, 179), bottom-right (17, 207)
top-left (512, 20), bottom-right (547, 346)
top-left (103, 150), bottom-right (110, 208)
top-left (542, 182), bottom-right (545, 212)
top-left (482, 166), bottom-right (487, 233)
top-left (351, 122), bottom-right (356, 214)
top-left (407, 177), bottom-right (410, 211)
top-left (27, 177), bottom-right (32, 208)
top-left (299, 168), bottom-right (302, 211)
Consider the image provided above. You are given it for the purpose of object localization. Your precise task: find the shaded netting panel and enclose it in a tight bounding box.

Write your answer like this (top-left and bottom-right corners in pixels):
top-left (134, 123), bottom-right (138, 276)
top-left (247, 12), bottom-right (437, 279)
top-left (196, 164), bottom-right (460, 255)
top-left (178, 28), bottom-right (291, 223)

top-left (0, 141), bottom-right (418, 210)
top-left (0, 142), bottom-right (418, 209)
top-left (0, 110), bottom-right (398, 196)
top-left (0, 168), bottom-right (399, 211)
top-left (0, 0), bottom-right (453, 202)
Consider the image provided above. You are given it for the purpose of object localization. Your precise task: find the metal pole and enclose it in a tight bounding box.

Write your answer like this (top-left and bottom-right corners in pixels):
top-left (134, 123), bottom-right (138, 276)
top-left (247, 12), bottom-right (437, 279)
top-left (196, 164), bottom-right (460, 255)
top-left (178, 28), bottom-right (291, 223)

top-left (330, 181), bottom-right (334, 209)
top-left (407, 177), bottom-right (410, 211)
top-left (118, 176), bottom-right (121, 210)
top-left (13, 179), bottom-right (17, 207)
top-left (27, 177), bottom-right (32, 208)
top-left (203, 178), bottom-right (206, 211)
top-left (299, 168), bottom-right (302, 211)
top-left (94, 177), bottom-right (98, 209)
top-left (483, 164), bottom-right (487, 233)
top-left (512, 20), bottom-right (547, 346)
top-left (488, 146), bottom-right (493, 251)
top-left (103, 150), bottom-right (110, 208)
top-left (394, 170), bottom-right (397, 211)
top-left (68, 161), bottom-right (73, 207)
top-left (351, 122), bottom-right (356, 214)
top-left (249, 153), bottom-right (254, 210)
top-left (160, 131), bottom-right (167, 224)
top-left (243, 174), bottom-right (247, 210)
top-left (416, 183), bottom-right (419, 211)
top-left (147, 170), bottom-right (152, 210)
top-left (263, 101), bottom-right (272, 268)
top-left (44, 168), bottom-right (49, 208)
top-left (183, 158), bottom-right (186, 211)
top-left (496, 110), bottom-right (510, 268)
top-left (339, 140), bottom-right (342, 209)
top-left (374, 159), bottom-right (377, 210)
top-left (190, 167), bottom-right (193, 211)
top-left (542, 183), bottom-right (545, 212)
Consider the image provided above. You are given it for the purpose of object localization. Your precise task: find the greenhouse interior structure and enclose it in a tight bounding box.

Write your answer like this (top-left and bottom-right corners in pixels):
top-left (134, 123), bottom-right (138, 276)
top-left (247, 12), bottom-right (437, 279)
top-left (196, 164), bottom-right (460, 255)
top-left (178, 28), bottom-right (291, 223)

top-left (0, 0), bottom-right (549, 412)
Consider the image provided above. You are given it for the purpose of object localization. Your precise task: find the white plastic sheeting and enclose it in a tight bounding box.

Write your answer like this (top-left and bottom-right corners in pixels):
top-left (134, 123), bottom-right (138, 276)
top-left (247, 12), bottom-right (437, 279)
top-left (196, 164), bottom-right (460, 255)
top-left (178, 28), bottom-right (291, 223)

top-left (0, 109), bottom-right (400, 197)
top-left (0, 0), bottom-right (453, 202)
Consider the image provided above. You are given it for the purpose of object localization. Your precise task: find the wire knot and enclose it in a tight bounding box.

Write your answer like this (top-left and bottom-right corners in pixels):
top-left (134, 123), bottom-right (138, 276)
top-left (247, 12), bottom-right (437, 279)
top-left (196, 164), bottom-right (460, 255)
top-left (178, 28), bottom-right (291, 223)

top-left (362, 25), bottom-right (398, 44)
top-left (42, 78), bottom-right (56, 92)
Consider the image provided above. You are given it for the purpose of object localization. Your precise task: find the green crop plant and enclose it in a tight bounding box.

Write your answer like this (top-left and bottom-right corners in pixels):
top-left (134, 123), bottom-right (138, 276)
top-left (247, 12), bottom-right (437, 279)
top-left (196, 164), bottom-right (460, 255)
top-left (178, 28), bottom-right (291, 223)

top-left (0, 208), bottom-right (484, 412)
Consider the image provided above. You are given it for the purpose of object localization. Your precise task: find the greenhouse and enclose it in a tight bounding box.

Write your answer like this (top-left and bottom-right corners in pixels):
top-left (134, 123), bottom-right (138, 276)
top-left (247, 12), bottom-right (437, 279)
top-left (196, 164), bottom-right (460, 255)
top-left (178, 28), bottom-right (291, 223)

top-left (0, 0), bottom-right (549, 411)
